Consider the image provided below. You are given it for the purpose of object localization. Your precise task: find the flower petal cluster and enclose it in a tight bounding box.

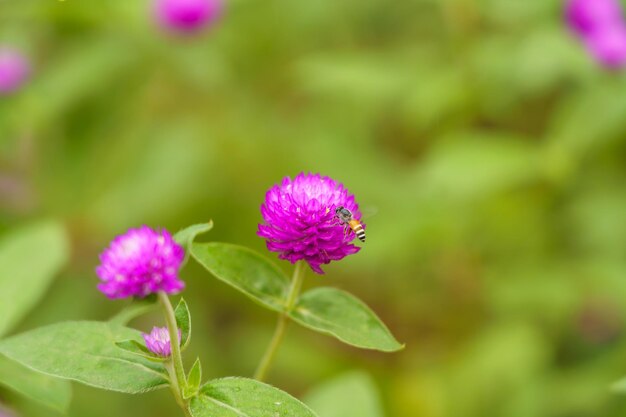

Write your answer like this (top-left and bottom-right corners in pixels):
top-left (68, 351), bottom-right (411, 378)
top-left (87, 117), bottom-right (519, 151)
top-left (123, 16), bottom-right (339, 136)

top-left (565, 0), bottom-right (626, 68)
top-left (96, 226), bottom-right (185, 299)
top-left (154, 0), bottom-right (222, 33)
top-left (258, 173), bottom-right (362, 274)
top-left (0, 47), bottom-right (30, 95)
top-left (142, 326), bottom-right (181, 357)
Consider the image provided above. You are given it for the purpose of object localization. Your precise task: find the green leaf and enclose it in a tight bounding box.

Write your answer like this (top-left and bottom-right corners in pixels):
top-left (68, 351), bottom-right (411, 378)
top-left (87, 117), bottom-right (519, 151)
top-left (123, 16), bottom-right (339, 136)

top-left (0, 354), bottom-right (72, 413)
top-left (190, 377), bottom-right (319, 417)
top-left (115, 340), bottom-right (166, 362)
top-left (175, 298), bottom-right (191, 350)
top-left (183, 358), bottom-right (202, 399)
top-left (174, 222), bottom-right (214, 249)
top-left (0, 221), bottom-right (69, 337)
top-left (109, 299), bottom-right (158, 326)
top-left (0, 321), bottom-right (169, 393)
top-left (174, 222), bottom-right (214, 265)
top-left (190, 243), bottom-right (289, 312)
top-left (303, 371), bottom-right (385, 417)
top-left (289, 288), bottom-right (404, 352)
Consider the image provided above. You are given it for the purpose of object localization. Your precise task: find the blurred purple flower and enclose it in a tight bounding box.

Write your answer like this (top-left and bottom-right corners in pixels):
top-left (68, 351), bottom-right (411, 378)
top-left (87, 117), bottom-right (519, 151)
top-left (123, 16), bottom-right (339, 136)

top-left (565, 0), bottom-right (626, 69)
top-left (154, 0), bottom-right (222, 33)
top-left (585, 23), bottom-right (626, 68)
top-left (0, 406), bottom-right (16, 417)
top-left (0, 47), bottom-right (30, 95)
top-left (565, 0), bottom-right (624, 35)
top-left (96, 226), bottom-right (185, 299)
top-left (258, 173), bottom-right (362, 274)
top-left (142, 326), bottom-right (181, 357)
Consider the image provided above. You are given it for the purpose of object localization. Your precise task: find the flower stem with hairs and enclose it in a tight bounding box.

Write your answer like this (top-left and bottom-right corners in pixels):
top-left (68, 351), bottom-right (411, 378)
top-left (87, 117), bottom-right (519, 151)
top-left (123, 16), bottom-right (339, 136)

top-left (253, 260), bottom-right (306, 381)
top-left (158, 291), bottom-right (192, 417)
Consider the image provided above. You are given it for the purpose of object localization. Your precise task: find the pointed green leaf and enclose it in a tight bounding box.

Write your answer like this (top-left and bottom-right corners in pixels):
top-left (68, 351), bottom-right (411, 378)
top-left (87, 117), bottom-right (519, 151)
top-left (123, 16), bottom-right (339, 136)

top-left (175, 298), bottom-right (191, 350)
top-left (0, 221), bottom-right (69, 337)
top-left (289, 288), bottom-right (404, 352)
top-left (304, 371), bottom-right (385, 417)
top-left (0, 321), bottom-right (169, 393)
top-left (174, 222), bottom-right (214, 264)
top-left (183, 358), bottom-right (202, 399)
top-left (190, 377), bottom-right (319, 417)
top-left (0, 354), bottom-right (72, 413)
top-left (115, 340), bottom-right (166, 362)
top-left (190, 243), bottom-right (289, 312)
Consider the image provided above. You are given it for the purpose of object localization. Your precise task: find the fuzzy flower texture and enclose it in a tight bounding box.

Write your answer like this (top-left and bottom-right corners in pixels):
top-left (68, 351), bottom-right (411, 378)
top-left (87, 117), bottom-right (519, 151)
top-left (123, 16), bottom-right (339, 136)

top-left (566, 0), bottom-right (626, 68)
top-left (258, 173), bottom-right (363, 274)
top-left (142, 327), bottom-right (181, 357)
top-left (96, 226), bottom-right (185, 299)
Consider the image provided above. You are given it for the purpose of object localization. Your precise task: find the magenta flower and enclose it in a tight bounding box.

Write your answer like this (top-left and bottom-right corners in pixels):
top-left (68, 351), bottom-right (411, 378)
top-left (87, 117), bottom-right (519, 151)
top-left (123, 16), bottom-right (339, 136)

top-left (0, 47), bottom-right (30, 95)
top-left (585, 24), bottom-right (626, 68)
top-left (96, 226), bottom-right (185, 299)
top-left (142, 326), bottom-right (181, 357)
top-left (565, 0), bottom-right (626, 69)
top-left (154, 0), bottom-right (222, 33)
top-left (565, 0), bottom-right (624, 35)
top-left (258, 173), bottom-right (363, 274)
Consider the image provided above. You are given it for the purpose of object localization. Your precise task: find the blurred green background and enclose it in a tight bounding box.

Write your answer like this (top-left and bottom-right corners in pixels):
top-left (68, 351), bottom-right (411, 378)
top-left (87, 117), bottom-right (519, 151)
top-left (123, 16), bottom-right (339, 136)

top-left (3, 0), bottom-right (626, 416)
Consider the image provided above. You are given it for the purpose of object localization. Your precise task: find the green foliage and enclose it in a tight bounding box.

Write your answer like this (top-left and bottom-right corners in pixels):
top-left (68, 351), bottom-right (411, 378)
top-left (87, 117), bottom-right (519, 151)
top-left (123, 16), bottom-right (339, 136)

top-left (290, 288), bottom-right (403, 352)
top-left (0, 220), bottom-right (73, 412)
top-left (174, 222), bottom-right (214, 265)
top-left (183, 358), bottom-right (202, 400)
top-left (189, 377), bottom-right (318, 417)
top-left (115, 340), bottom-right (166, 362)
top-left (175, 298), bottom-right (191, 350)
top-left (304, 371), bottom-right (385, 417)
top-left (4, 0), bottom-right (626, 416)
top-left (0, 322), bottom-right (169, 393)
top-left (190, 242), bottom-right (401, 351)
top-left (0, 220), bottom-right (69, 337)
top-left (191, 242), bottom-right (288, 312)
top-left (0, 354), bottom-right (72, 413)
top-left (108, 299), bottom-right (159, 326)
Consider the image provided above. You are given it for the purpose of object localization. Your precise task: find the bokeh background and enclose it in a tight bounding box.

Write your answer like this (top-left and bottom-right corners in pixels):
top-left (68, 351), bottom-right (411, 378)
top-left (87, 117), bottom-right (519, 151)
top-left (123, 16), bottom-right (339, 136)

top-left (3, 0), bottom-right (626, 416)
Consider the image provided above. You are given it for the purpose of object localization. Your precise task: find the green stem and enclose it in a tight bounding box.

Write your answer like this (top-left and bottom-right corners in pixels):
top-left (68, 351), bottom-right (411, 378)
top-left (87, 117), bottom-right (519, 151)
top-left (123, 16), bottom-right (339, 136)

top-left (158, 292), bottom-right (191, 417)
top-left (253, 261), bottom-right (306, 381)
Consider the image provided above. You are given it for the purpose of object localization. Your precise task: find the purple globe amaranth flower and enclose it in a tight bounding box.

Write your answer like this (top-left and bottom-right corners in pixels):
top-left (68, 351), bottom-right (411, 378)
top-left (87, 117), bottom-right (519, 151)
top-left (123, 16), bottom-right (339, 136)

top-left (258, 173), bottom-right (363, 274)
top-left (565, 0), bottom-right (625, 36)
top-left (96, 226), bottom-right (185, 299)
top-left (0, 47), bottom-right (30, 95)
top-left (142, 326), bottom-right (181, 357)
top-left (585, 23), bottom-right (626, 68)
top-left (154, 0), bottom-right (223, 33)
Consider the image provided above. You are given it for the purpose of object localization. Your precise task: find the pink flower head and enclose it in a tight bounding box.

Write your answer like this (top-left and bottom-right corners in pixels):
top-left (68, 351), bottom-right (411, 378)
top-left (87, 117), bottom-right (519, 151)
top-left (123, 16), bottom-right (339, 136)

top-left (565, 0), bottom-right (624, 35)
top-left (96, 226), bottom-right (185, 299)
top-left (258, 173), bottom-right (363, 274)
top-left (154, 0), bottom-right (223, 33)
top-left (0, 47), bottom-right (30, 95)
top-left (142, 326), bottom-right (181, 357)
top-left (585, 23), bottom-right (626, 68)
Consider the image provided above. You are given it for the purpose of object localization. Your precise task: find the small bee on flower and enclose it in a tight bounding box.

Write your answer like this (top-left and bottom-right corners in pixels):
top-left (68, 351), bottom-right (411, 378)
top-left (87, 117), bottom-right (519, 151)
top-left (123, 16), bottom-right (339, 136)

top-left (335, 206), bottom-right (365, 242)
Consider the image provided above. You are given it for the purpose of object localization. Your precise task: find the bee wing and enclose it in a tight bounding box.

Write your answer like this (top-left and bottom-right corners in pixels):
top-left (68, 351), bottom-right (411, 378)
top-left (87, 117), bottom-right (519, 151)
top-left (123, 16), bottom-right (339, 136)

top-left (357, 206), bottom-right (378, 221)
